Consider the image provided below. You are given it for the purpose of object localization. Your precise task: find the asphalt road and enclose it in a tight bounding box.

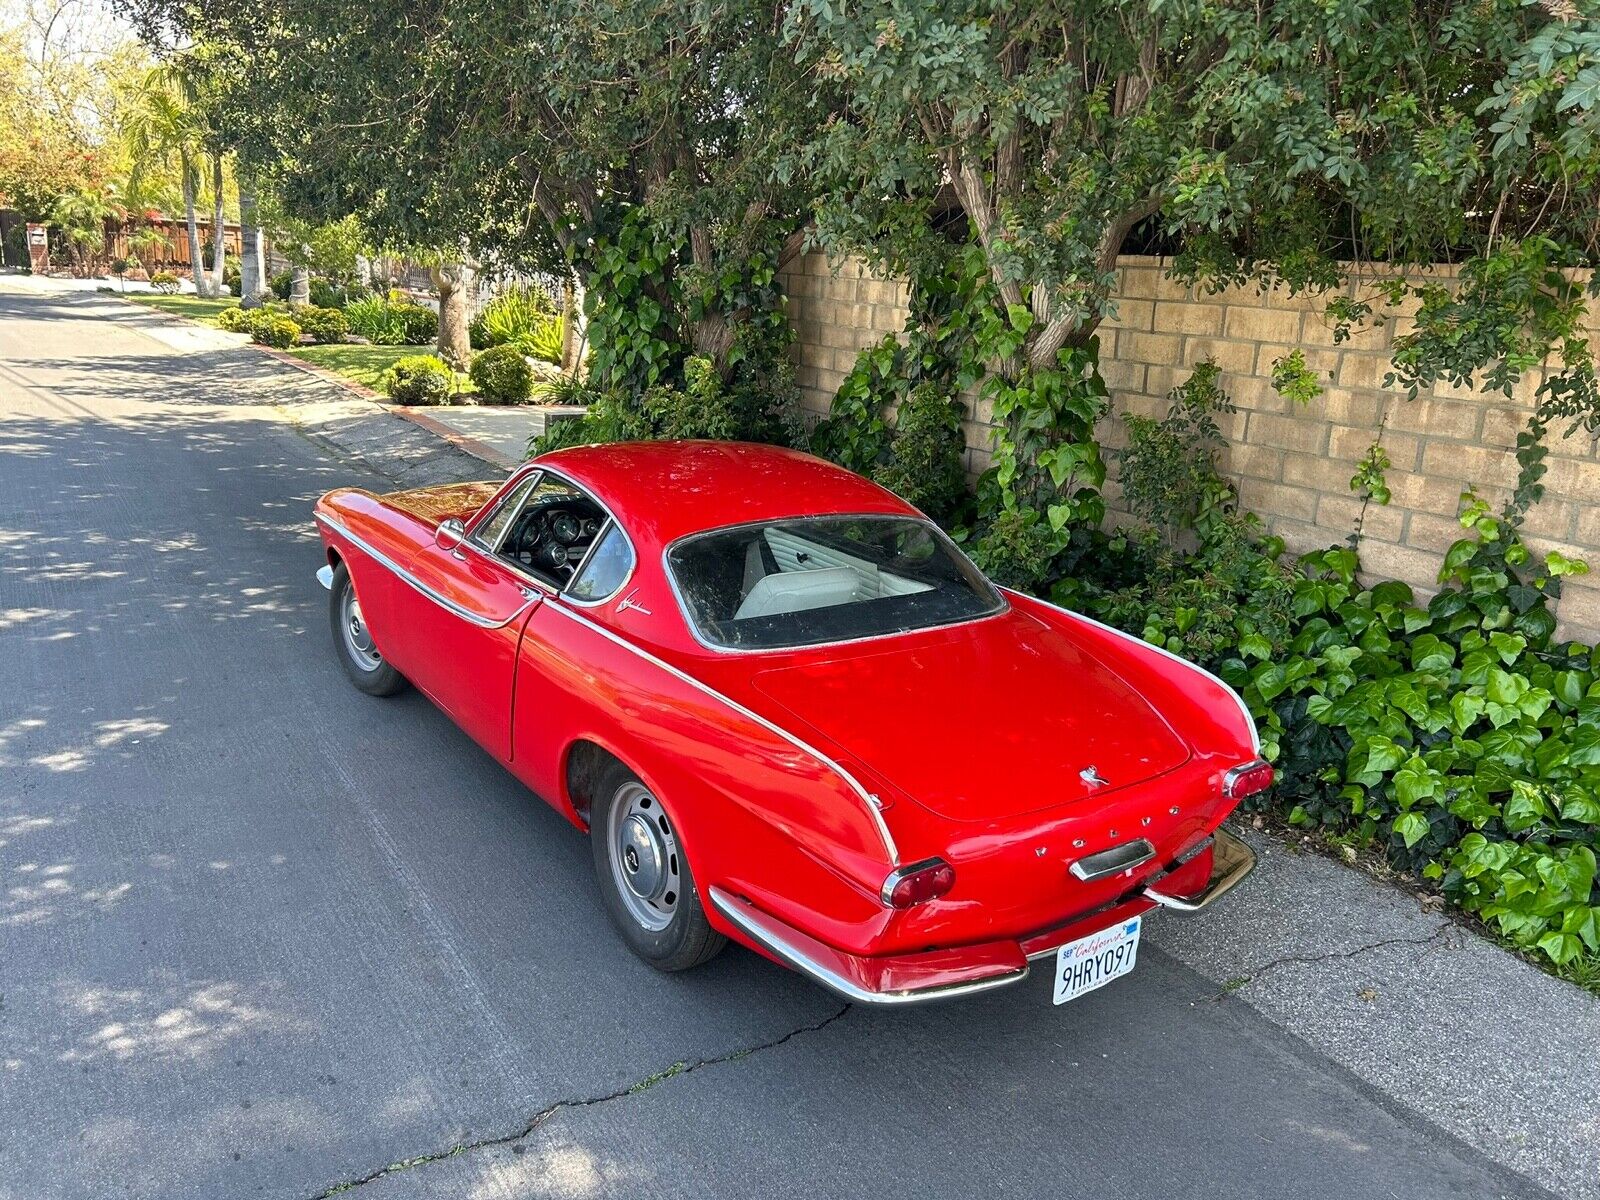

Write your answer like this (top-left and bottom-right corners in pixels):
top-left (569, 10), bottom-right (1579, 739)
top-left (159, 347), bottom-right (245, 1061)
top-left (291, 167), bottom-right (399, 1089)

top-left (0, 282), bottom-right (1554, 1200)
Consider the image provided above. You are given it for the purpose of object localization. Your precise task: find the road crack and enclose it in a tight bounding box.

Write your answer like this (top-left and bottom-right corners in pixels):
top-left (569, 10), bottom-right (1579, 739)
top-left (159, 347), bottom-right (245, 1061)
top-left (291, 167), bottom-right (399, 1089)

top-left (1208, 924), bottom-right (1453, 1001)
top-left (309, 1003), bottom-right (852, 1197)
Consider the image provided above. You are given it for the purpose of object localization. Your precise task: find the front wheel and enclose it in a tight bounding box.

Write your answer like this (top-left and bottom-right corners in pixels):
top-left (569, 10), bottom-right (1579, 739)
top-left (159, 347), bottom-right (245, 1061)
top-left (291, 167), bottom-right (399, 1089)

top-left (591, 764), bottom-right (726, 972)
top-left (327, 562), bottom-right (407, 696)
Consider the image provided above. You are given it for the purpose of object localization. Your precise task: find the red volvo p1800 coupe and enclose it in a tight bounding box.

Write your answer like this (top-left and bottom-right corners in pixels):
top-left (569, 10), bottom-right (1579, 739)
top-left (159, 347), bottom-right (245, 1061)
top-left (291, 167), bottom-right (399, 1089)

top-left (313, 440), bottom-right (1269, 1006)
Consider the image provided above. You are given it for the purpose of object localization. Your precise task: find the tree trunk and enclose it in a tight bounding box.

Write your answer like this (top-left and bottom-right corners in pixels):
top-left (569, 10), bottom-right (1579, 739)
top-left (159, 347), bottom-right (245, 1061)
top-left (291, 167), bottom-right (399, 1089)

top-left (560, 277), bottom-right (579, 374)
top-left (181, 154), bottom-right (208, 297)
top-left (290, 265), bottom-right (310, 306)
top-left (238, 176), bottom-right (266, 309)
top-left (431, 261), bottom-right (473, 368)
top-left (209, 156), bottom-right (227, 299)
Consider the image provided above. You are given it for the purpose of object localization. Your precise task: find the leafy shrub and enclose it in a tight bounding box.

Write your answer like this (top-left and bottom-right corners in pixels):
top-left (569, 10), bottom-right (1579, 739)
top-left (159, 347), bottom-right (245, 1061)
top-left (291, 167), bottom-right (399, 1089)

top-left (968, 509), bottom-right (1059, 592)
top-left (384, 354), bottom-right (454, 406)
top-left (110, 257), bottom-right (131, 276)
top-left (309, 279), bottom-right (348, 309)
top-left (270, 270), bottom-right (293, 300)
top-left (530, 356), bottom-right (738, 454)
top-left (470, 283), bottom-right (557, 350)
top-left (397, 301), bottom-right (438, 344)
top-left (295, 305), bottom-right (349, 345)
top-left (346, 295), bottom-right (438, 345)
top-left (872, 383), bottom-right (968, 522)
top-left (223, 262), bottom-right (241, 297)
top-left (216, 306), bottom-right (249, 332)
top-left (1116, 359), bottom-right (1234, 546)
top-left (469, 344), bottom-right (535, 404)
top-left (249, 314), bottom-right (301, 349)
top-left (150, 270), bottom-right (180, 293)
top-left (511, 314), bottom-right (565, 365)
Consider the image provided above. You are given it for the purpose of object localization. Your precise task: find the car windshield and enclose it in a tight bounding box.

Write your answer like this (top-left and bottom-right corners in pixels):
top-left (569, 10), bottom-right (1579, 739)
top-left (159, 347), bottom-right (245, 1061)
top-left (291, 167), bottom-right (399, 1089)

top-left (667, 515), bottom-right (1004, 650)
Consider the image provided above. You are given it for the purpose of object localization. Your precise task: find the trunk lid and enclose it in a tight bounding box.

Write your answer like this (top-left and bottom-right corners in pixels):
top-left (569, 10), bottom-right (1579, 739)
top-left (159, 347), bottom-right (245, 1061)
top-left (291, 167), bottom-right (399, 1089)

top-left (747, 610), bottom-right (1190, 823)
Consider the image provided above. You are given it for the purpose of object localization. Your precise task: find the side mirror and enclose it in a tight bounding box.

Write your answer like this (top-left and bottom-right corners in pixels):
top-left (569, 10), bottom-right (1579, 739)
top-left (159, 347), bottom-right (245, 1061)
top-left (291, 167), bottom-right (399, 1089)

top-left (435, 517), bottom-right (467, 554)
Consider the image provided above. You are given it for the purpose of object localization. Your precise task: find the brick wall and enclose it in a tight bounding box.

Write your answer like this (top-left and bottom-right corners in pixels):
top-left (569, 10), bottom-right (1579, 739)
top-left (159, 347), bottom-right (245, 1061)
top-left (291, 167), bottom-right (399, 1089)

top-left (780, 251), bottom-right (1600, 639)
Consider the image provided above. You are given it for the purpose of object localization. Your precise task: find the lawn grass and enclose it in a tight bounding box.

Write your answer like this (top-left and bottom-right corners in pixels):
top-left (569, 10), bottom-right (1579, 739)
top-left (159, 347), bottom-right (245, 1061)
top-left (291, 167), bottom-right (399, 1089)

top-left (287, 342), bottom-right (475, 397)
top-left (125, 293), bottom-right (239, 326)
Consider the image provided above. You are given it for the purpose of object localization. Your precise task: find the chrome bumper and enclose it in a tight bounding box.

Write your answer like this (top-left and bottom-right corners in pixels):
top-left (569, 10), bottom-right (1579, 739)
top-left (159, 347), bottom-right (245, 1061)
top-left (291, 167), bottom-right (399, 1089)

top-left (1141, 827), bottom-right (1256, 912)
top-left (708, 887), bottom-right (1029, 1006)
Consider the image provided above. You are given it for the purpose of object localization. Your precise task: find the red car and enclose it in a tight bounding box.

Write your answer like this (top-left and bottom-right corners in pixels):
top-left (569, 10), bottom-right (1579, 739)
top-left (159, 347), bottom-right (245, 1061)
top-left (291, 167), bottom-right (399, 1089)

top-left (314, 441), bottom-right (1269, 1006)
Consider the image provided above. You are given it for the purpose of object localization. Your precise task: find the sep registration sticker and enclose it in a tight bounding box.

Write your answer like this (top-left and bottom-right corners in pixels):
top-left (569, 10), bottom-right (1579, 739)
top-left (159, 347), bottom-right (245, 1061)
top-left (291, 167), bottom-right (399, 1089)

top-left (1053, 915), bottom-right (1142, 1005)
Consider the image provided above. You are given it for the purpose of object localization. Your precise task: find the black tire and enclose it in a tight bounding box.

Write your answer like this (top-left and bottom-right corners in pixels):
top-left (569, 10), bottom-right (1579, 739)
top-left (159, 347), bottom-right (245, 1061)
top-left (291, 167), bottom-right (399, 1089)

top-left (591, 761), bottom-right (726, 972)
top-left (328, 562), bottom-right (408, 697)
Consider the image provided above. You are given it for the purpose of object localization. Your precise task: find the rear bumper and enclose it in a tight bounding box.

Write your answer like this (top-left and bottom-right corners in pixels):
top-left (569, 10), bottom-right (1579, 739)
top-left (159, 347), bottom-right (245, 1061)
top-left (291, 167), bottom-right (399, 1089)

top-left (708, 827), bottom-right (1257, 1006)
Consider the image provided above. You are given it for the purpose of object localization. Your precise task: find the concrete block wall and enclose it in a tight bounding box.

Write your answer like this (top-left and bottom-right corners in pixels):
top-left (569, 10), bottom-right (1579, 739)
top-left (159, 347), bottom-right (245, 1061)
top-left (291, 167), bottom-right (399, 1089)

top-left (779, 252), bottom-right (1600, 639)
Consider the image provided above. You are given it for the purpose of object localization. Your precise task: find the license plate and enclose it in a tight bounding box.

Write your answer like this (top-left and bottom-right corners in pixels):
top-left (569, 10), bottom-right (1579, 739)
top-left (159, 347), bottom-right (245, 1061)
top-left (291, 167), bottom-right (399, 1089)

top-left (1052, 914), bottom-right (1142, 1005)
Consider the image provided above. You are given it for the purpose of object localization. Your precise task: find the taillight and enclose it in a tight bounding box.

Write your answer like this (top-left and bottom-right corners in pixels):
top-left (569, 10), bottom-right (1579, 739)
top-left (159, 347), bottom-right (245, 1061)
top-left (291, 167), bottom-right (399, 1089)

top-left (880, 858), bottom-right (956, 908)
top-left (1223, 759), bottom-right (1274, 799)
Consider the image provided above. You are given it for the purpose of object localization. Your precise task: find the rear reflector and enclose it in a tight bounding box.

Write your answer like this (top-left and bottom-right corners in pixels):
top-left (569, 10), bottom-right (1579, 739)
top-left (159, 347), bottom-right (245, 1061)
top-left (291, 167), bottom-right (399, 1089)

top-left (881, 858), bottom-right (956, 908)
top-left (1223, 759), bottom-right (1274, 799)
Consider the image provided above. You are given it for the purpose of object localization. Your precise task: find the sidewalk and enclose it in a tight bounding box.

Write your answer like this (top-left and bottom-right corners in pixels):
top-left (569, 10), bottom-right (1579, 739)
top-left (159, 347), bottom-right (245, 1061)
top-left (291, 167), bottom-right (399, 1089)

top-left (78, 275), bottom-right (1600, 1199)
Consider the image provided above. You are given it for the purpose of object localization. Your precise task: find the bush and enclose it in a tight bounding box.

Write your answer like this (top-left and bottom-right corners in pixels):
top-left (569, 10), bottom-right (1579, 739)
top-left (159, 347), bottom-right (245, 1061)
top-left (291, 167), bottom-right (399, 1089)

top-left (346, 295), bottom-right (438, 346)
top-left (872, 383), bottom-right (968, 523)
top-left (223, 262), bottom-right (241, 297)
top-left (150, 270), bottom-right (180, 294)
top-left (269, 271), bottom-right (293, 300)
top-left (397, 301), bottom-right (438, 344)
top-left (110, 257), bottom-right (131, 276)
top-left (249, 314), bottom-right (301, 349)
top-left (384, 354), bottom-right (454, 406)
top-left (469, 344), bottom-right (535, 404)
top-left (295, 305), bottom-right (349, 345)
top-left (216, 306), bottom-right (249, 332)
top-left (309, 278), bottom-right (348, 309)
top-left (470, 283), bottom-right (556, 349)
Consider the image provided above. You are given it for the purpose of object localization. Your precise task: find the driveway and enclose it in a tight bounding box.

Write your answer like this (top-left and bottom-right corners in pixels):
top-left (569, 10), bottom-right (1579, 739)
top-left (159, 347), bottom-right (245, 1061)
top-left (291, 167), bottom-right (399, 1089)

top-left (0, 279), bottom-right (1566, 1199)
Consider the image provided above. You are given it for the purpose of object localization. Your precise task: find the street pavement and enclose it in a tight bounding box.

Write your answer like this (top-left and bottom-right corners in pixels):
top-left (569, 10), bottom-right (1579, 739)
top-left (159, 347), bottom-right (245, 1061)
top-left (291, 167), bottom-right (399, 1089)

top-left (0, 277), bottom-right (1587, 1199)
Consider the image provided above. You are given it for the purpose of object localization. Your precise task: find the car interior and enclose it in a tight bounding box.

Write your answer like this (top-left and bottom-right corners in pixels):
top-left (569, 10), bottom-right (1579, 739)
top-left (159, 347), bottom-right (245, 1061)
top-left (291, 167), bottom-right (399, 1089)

top-left (478, 476), bottom-right (609, 587)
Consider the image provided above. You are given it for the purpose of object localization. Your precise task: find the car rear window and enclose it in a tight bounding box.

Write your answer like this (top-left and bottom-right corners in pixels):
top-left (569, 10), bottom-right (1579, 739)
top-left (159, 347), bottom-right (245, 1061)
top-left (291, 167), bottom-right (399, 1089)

top-left (667, 516), bottom-right (1003, 650)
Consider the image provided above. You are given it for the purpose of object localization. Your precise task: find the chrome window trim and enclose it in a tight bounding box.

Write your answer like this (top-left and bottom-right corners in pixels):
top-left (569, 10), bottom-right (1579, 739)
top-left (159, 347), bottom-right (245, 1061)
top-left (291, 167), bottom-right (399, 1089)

top-left (314, 514), bottom-right (540, 630)
top-left (707, 886), bottom-right (1028, 1005)
top-left (1017, 590), bottom-right (1261, 754)
top-left (660, 513), bottom-right (1008, 656)
top-left (468, 467), bottom-right (542, 551)
top-left (540, 598), bottom-right (899, 865)
top-left (561, 517), bottom-right (638, 609)
top-left (465, 465), bottom-right (638, 605)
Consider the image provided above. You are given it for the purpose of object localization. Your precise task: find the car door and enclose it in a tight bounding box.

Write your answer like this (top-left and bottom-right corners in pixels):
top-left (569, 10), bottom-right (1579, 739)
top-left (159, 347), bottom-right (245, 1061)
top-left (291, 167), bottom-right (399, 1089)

top-left (387, 471), bottom-right (548, 760)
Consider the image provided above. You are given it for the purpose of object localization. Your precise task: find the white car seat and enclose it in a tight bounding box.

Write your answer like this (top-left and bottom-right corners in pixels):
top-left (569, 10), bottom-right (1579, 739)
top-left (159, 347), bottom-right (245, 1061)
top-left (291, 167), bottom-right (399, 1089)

top-left (734, 567), bottom-right (860, 620)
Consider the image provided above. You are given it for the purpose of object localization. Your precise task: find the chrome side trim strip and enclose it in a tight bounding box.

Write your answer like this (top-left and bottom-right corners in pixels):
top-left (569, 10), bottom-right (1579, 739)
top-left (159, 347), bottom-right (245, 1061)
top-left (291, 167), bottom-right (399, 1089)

top-left (1015, 590), bottom-right (1261, 754)
top-left (315, 565), bottom-right (334, 591)
top-left (314, 514), bottom-right (538, 631)
top-left (540, 599), bottom-right (900, 865)
top-left (708, 887), bottom-right (1028, 1006)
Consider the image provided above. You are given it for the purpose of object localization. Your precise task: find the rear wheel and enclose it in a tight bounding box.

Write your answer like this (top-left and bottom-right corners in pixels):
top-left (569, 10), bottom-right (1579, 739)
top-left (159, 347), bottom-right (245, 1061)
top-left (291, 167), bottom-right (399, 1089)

top-left (591, 763), bottom-right (726, 971)
top-left (328, 562), bottom-right (407, 696)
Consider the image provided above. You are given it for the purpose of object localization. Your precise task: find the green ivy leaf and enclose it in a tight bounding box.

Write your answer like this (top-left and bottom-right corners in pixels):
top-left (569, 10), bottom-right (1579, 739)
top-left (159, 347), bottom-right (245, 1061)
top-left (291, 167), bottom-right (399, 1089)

top-left (1238, 633), bottom-right (1273, 660)
top-left (1394, 811), bottom-right (1430, 849)
top-left (1409, 634), bottom-right (1455, 673)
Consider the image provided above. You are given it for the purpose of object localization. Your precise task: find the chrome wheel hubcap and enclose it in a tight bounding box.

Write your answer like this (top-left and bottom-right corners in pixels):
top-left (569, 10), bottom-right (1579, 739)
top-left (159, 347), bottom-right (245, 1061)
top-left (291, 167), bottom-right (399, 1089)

top-left (608, 782), bottom-right (680, 932)
top-left (341, 586), bottom-right (382, 672)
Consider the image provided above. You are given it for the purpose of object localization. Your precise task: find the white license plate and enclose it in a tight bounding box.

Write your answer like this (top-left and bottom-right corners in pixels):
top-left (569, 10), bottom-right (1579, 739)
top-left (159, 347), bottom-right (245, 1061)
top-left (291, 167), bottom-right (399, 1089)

top-left (1052, 914), bottom-right (1142, 1005)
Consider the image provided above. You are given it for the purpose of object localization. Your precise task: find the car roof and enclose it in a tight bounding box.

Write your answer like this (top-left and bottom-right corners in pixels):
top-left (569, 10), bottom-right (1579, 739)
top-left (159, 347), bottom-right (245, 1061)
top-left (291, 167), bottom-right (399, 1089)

top-left (534, 440), bottom-right (921, 548)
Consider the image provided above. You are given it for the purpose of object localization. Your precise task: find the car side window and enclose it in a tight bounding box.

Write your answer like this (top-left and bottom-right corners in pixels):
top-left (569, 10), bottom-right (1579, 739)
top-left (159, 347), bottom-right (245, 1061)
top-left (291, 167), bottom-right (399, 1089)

top-left (566, 522), bottom-right (634, 602)
top-left (471, 472), bottom-right (539, 551)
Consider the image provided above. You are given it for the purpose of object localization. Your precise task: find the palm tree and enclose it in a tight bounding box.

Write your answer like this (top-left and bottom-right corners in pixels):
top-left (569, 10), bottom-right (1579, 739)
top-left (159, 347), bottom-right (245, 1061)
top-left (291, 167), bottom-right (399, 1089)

top-left (238, 172), bottom-right (266, 308)
top-left (123, 62), bottom-right (216, 297)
